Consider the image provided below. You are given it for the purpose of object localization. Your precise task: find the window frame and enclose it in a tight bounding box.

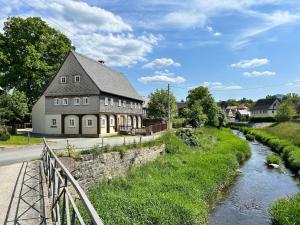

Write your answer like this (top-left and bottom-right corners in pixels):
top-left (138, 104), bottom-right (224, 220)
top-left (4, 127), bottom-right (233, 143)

top-left (86, 119), bottom-right (93, 127)
top-left (130, 102), bottom-right (133, 108)
top-left (51, 119), bottom-right (57, 127)
top-left (54, 98), bottom-right (61, 106)
top-left (62, 98), bottom-right (68, 105)
top-left (61, 76), bottom-right (67, 84)
top-left (74, 75), bottom-right (80, 83)
top-left (104, 97), bottom-right (109, 106)
top-left (83, 97), bottom-right (89, 105)
top-left (69, 119), bottom-right (75, 127)
top-left (118, 99), bottom-right (122, 107)
top-left (123, 100), bottom-right (126, 107)
top-left (110, 98), bottom-right (114, 106)
top-left (73, 97), bottom-right (80, 105)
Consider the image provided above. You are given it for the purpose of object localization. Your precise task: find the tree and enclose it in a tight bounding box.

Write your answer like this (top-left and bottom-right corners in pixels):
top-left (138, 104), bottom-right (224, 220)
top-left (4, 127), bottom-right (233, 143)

top-left (275, 101), bottom-right (296, 122)
top-left (184, 100), bottom-right (207, 127)
top-left (147, 89), bottom-right (177, 120)
top-left (186, 86), bottom-right (226, 127)
top-left (0, 17), bottom-right (73, 108)
top-left (0, 90), bottom-right (29, 125)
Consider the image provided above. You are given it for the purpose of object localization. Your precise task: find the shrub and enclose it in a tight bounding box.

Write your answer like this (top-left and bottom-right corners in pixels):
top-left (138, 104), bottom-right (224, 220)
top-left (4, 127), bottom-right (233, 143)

top-left (245, 133), bottom-right (255, 141)
top-left (266, 154), bottom-right (281, 165)
top-left (0, 126), bottom-right (10, 141)
top-left (249, 117), bottom-right (276, 123)
top-left (175, 129), bottom-right (198, 147)
top-left (270, 193), bottom-right (300, 225)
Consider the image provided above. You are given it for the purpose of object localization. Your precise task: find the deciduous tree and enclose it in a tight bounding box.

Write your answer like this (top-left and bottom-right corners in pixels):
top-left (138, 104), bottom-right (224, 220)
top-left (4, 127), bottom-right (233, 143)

top-left (0, 17), bottom-right (73, 108)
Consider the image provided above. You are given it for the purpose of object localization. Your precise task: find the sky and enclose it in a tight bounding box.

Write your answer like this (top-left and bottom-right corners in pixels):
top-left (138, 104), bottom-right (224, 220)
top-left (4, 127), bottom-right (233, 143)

top-left (1, 0), bottom-right (300, 101)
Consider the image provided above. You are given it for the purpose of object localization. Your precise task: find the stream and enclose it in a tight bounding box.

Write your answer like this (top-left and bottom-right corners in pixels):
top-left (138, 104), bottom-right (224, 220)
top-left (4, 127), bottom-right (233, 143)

top-left (209, 130), bottom-right (299, 225)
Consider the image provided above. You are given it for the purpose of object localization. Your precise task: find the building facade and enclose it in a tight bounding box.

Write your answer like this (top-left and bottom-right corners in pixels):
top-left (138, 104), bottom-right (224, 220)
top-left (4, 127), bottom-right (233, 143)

top-left (251, 98), bottom-right (280, 118)
top-left (32, 50), bottom-right (143, 136)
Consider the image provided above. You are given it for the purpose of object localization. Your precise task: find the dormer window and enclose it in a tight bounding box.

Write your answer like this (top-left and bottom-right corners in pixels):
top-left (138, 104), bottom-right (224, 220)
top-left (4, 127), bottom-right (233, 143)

top-left (61, 76), bottom-right (66, 84)
top-left (74, 75), bottom-right (80, 83)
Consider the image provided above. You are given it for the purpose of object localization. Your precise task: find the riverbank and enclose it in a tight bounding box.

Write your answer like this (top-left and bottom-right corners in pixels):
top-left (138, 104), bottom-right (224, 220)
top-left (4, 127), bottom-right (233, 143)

top-left (83, 128), bottom-right (250, 224)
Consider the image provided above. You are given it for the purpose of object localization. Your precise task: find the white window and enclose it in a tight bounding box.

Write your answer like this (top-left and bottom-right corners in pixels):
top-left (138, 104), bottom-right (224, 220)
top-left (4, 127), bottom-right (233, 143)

top-left (123, 100), bottom-right (126, 107)
top-left (110, 98), bottom-right (114, 106)
top-left (130, 102), bottom-right (133, 108)
top-left (138, 103), bottom-right (141, 109)
top-left (105, 97), bottom-right (108, 106)
top-left (83, 97), bottom-right (89, 105)
top-left (101, 118), bottom-right (106, 127)
top-left (69, 119), bottom-right (75, 127)
top-left (54, 98), bottom-right (61, 105)
top-left (74, 75), bottom-right (80, 83)
top-left (118, 99), bottom-right (122, 107)
top-left (73, 97), bottom-right (80, 105)
top-left (110, 117), bottom-right (114, 125)
top-left (86, 119), bottom-right (93, 127)
top-left (61, 76), bottom-right (66, 84)
top-left (51, 119), bottom-right (57, 127)
top-left (62, 98), bottom-right (68, 105)
top-left (134, 103), bottom-right (137, 108)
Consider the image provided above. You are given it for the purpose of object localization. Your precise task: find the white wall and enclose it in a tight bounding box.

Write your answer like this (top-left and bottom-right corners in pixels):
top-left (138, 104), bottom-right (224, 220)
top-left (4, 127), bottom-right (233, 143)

top-left (64, 115), bottom-right (79, 134)
top-left (32, 96), bottom-right (46, 134)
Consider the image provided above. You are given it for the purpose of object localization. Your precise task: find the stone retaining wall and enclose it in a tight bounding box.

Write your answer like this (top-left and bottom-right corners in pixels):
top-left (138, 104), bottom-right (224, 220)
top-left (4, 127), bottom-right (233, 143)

top-left (62, 144), bottom-right (165, 190)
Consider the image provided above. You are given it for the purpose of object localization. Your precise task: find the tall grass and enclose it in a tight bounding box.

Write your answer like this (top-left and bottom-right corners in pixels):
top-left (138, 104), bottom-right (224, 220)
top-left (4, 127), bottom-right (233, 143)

top-left (83, 128), bottom-right (250, 225)
top-left (262, 122), bottom-right (300, 147)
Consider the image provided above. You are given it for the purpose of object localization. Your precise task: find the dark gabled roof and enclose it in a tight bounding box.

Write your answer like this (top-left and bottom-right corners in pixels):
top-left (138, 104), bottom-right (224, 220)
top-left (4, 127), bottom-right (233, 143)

top-left (252, 98), bottom-right (278, 110)
top-left (72, 50), bottom-right (143, 101)
top-left (177, 102), bottom-right (186, 110)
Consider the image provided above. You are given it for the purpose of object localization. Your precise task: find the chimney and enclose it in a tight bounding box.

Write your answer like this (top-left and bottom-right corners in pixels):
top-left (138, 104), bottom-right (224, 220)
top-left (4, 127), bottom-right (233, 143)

top-left (98, 60), bottom-right (105, 64)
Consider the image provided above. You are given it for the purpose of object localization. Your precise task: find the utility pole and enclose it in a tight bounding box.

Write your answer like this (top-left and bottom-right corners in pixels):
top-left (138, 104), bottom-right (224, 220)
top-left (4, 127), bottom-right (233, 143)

top-left (167, 83), bottom-right (171, 129)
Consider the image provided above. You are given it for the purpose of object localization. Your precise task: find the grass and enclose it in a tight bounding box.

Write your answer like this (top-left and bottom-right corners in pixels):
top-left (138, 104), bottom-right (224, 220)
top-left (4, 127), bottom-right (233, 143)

top-left (262, 122), bottom-right (300, 146)
top-left (270, 193), bottom-right (300, 225)
top-left (0, 135), bottom-right (42, 146)
top-left (81, 128), bottom-right (250, 225)
top-left (266, 154), bottom-right (281, 165)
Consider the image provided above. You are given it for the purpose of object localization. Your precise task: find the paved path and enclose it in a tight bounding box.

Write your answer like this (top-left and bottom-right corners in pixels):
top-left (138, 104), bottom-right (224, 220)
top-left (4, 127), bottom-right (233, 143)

top-left (0, 161), bottom-right (49, 225)
top-left (0, 134), bottom-right (161, 166)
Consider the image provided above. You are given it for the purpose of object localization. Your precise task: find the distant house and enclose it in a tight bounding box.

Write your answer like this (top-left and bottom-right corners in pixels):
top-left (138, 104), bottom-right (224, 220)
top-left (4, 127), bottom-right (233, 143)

top-left (225, 106), bottom-right (238, 119)
top-left (236, 109), bottom-right (251, 121)
top-left (142, 96), bottom-right (150, 118)
top-left (251, 98), bottom-right (280, 118)
top-left (177, 101), bottom-right (187, 117)
top-left (32, 50), bottom-right (143, 136)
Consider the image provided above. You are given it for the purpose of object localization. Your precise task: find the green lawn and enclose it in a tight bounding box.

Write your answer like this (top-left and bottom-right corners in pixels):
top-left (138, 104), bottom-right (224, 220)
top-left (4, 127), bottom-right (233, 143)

top-left (82, 128), bottom-right (250, 225)
top-left (262, 122), bottom-right (300, 146)
top-left (0, 135), bottom-right (43, 146)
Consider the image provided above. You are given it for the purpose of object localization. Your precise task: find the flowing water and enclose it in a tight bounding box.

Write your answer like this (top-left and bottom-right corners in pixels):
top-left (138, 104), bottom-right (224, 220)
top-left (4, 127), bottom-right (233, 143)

top-left (209, 130), bottom-right (299, 225)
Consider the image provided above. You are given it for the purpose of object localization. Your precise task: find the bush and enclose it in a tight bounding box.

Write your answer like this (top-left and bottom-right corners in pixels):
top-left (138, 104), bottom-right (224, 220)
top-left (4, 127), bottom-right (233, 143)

top-left (266, 154), bottom-right (281, 165)
top-left (270, 193), bottom-right (300, 225)
top-left (245, 133), bottom-right (255, 141)
top-left (249, 117), bottom-right (276, 123)
top-left (176, 129), bottom-right (198, 147)
top-left (0, 126), bottom-right (10, 141)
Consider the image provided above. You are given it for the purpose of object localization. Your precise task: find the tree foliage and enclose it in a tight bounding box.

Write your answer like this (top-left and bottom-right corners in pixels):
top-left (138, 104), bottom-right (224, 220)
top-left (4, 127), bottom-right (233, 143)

top-left (186, 86), bottom-right (226, 127)
top-left (0, 17), bottom-right (73, 108)
top-left (147, 88), bottom-right (177, 120)
top-left (275, 101), bottom-right (296, 122)
top-left (0, 90), bottom-right (29, 125)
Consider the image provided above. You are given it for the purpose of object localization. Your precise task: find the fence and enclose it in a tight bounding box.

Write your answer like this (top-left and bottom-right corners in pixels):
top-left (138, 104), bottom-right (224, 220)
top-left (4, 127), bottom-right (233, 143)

top-left (42, 138), bottom-right (104, 225)
top-left (145, 123), bottom-right (168, 135)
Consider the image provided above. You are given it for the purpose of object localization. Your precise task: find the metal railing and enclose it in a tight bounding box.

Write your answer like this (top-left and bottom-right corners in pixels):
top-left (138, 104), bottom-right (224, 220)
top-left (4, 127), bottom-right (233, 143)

top-left (42, 138), bottom-right (104, 225)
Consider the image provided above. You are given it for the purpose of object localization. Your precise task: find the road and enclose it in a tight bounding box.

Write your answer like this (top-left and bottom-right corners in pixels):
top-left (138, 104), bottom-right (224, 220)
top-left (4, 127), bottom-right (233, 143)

top-left (0, 134), bottom-right (161, 166)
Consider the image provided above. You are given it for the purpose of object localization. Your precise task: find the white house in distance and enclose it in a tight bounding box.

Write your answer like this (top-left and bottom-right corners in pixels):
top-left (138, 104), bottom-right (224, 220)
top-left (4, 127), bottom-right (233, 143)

top-left (251, 98), bottom-right (280, 118)
top-left (32, 50), bottom-right (144, 137)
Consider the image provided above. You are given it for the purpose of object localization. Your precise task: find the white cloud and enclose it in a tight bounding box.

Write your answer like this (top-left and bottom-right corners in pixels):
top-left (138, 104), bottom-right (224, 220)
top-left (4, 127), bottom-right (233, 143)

top-left (163, 11), bottom-right (207, 29)
top-left (206, 25), bottom-right (222, 36)
top-left (0, 0), bottom-right (163, 67)
top-left (143, 58), bottom-right (181, 69)
top-left (190, 81), bottom-right (242, 90)
top-left (231, 58), bottom-right (269, 68)
top-left (287, 79), bottom-right (300, 87)
top-left (138, 70), bottom-right (186, 84)
top-left (243, 70), bottom-right (276, 77)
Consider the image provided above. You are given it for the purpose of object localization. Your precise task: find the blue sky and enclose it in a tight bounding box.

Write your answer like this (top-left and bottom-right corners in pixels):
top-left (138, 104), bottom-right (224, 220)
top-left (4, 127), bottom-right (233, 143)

top-left (1, 0), bottom-right (300, 100)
